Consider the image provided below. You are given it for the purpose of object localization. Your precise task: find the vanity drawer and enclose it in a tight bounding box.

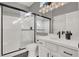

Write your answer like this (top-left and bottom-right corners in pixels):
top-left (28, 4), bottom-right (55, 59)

top-left (59, 46), bottom-right (78, 57)
top-left (46, 42), bottom-right (58, 52)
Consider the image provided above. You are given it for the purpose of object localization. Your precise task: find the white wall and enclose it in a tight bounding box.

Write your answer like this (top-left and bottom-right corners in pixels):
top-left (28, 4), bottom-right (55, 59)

top-left (53, 14), bottom-right (66, 34)
top-left (66, 11), bottom-right (79, 40)
top-left (53, 11), bottom-right (79, 40)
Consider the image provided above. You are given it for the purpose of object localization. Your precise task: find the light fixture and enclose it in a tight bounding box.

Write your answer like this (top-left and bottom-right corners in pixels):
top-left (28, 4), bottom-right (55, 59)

top-left (39, 2), bottom-right (64, 14)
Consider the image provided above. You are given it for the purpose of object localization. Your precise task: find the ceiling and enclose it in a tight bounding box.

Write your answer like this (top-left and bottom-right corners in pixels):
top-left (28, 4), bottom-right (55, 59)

top-left (18, 2), bottom-right (34, 7)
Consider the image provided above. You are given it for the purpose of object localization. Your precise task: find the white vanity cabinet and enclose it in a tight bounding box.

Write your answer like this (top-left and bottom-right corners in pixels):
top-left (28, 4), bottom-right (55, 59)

top-left (46, 42), bottom-right (58, 52)
top-left (58, 46), bottom-right (78, 57)
top-left (37, 39), bottom-right (79, 57)
top-left (37, 39), bottom-right (61, 57)
top-left (45, 42), bottom-right (61, 57)
top-left (37, 40), bottom-right (50, 57)
top-left (38, 44), bottom-right (50, 57)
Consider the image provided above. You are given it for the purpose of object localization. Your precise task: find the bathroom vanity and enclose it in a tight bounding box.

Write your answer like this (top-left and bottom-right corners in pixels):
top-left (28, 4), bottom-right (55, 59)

top-left (36, 35), bottom-right (79, 57)
top-left (34, 10), bottom-right (79, 57)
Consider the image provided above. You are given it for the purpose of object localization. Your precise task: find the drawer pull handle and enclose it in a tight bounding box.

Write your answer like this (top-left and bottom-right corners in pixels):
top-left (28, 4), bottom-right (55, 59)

top-left (64, 51), bottom-right (72, 56)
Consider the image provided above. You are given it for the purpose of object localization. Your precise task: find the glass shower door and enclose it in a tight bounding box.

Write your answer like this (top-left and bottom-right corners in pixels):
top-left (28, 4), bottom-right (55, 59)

top-left (20, 12), bottom-right (34, 48)
top-left (3, 6), bottom-right (34, 55)
top-left (3, 7), bottom-right (21, 54)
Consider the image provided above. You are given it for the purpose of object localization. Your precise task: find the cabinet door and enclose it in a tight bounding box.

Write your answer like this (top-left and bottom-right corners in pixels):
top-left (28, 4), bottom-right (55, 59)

top-left (39, 45), bottom-right (50, 57)
top-left (66, 11), bottom-right (79, 39)
top-left (46, 42), bottom-right (58, 52)
top-left (53, 14), bottom-right (66, 34)
top-left (37, 41), bottom-right (50, 57)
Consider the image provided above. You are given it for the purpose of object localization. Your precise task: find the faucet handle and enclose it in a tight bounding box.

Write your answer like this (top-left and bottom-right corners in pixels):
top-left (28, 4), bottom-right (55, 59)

top-left (62, 31), bottom-right (65, 35)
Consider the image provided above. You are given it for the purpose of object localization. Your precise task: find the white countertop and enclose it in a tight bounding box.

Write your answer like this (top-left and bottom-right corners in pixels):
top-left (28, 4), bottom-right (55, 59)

top-left (37, 35), bottom-right (79, 50)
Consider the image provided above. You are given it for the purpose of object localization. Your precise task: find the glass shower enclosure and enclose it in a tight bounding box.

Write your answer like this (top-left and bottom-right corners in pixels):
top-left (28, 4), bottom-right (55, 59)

top-left (1, 6), bottom-right (34, 56)
top-left (0, 4), bottom-right (50, 56)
